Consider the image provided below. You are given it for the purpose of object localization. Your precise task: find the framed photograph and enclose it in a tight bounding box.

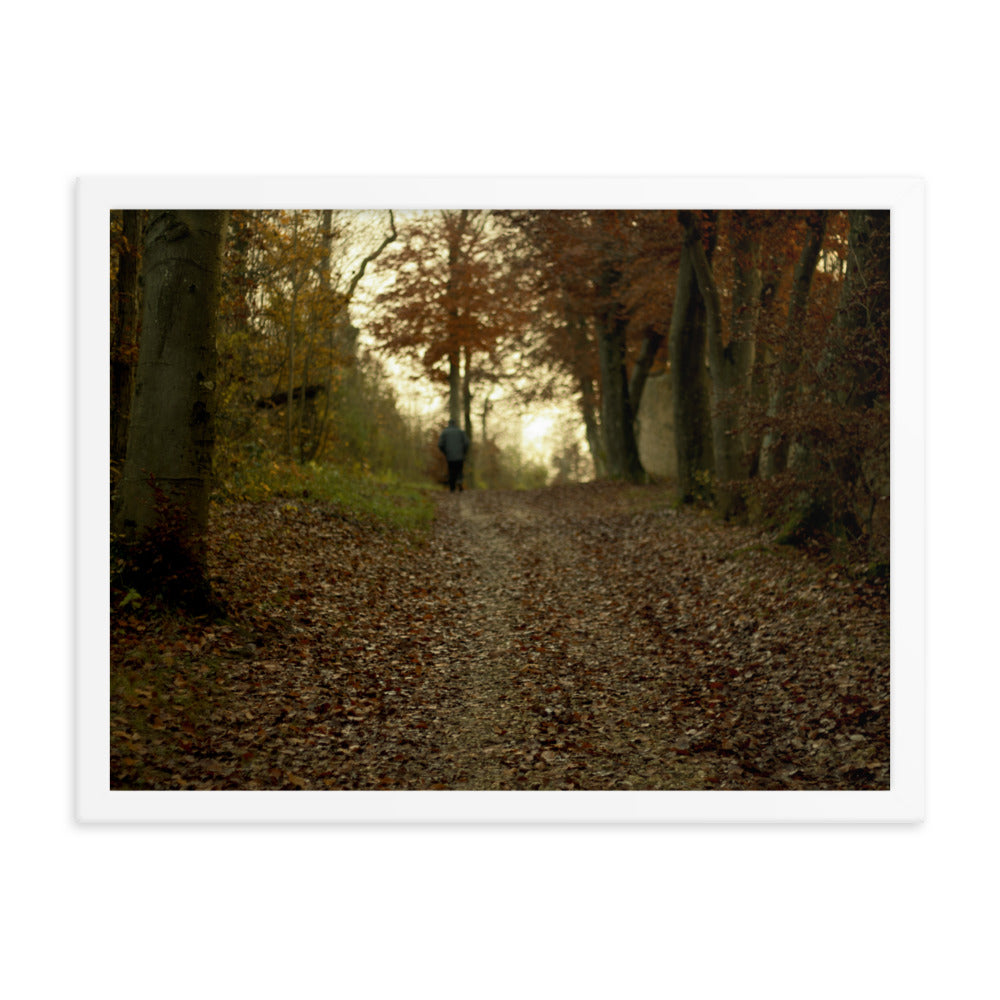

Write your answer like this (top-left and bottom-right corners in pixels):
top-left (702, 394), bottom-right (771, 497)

top-left (79, 176), bottom-right (924, 822)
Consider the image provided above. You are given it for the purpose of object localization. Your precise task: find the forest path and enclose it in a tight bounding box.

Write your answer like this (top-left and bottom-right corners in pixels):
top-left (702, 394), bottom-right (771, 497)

top-left (410, 485), bottom-right (715, 789)
top-left (111, 483), bottom-right (890, 791)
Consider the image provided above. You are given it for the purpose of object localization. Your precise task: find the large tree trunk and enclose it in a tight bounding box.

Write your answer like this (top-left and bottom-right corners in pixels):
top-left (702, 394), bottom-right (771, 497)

top-left (682, 211), bottom-right (759, 520)
top-left (668, 241), bottom-right (714, 502)
top-left (113, 210), bottom-right (227, 607)
top-left (110, 209), bottom-right (142, 473)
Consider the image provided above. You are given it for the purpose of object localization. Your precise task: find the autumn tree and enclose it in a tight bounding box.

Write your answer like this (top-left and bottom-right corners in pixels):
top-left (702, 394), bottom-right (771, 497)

top-left (369, 210), bottom-right (533, 475)
top-left (113, 209), bottom-right (228, 607)
top-left (215, 209), bottom-right (396, 469)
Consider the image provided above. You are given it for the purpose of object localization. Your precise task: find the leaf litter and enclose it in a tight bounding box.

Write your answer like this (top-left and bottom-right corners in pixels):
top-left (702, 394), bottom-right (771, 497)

top-left (111, 483), bottom-right (889, 790)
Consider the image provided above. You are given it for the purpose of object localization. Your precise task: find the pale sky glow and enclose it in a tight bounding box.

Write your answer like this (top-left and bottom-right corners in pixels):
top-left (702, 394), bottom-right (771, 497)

top-left (520, 411), bottom-right (556, 460)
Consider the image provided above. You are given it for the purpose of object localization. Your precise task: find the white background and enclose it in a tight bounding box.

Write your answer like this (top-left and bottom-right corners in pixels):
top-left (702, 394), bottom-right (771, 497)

top-left (3, 2), bottom-right (993, 996)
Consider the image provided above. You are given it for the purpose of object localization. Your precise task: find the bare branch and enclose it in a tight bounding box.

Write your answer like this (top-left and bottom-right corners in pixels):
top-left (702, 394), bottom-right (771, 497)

top-left (344, 209), bottom-right (398, 303)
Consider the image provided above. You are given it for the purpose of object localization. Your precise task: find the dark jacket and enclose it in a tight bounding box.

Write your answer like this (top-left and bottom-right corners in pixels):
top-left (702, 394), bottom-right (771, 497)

top-left (438, 422), bottom-right (469, 461)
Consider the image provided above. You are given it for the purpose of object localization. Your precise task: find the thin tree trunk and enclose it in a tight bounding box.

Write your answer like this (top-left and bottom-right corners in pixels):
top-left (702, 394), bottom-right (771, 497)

top-left (444, 211), bottom-right (467, 424)
top-left (311, 208), bottom-right (335, 463)
top-left (299, 336), bottom-right (314, 463)
top-left (286, 212), bottom-right (299, 458)
top-left (448, 350), bottom-right (461, 424)
top-left (481, 393), bottom-right (491, 443)
top-left (462, 342), bottom-right (474, 484)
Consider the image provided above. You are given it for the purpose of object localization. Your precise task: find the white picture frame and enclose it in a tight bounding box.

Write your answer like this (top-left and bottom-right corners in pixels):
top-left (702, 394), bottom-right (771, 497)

top-left (79, 176), bottom-right (924, 823)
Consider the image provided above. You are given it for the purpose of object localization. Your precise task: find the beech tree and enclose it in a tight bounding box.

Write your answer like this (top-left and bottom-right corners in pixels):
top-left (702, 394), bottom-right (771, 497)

top-left (113, 209), bottom-right (228, 606)
top-left (679, 210), bottom-right (763, 519)
top-left (593, 238), bottom-right (642, 481)
top-left (666, 231), bottom-right (715, 502)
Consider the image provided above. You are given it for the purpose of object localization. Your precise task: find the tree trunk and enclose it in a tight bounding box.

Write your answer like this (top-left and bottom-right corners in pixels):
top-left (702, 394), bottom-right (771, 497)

top-left (682, 211), bottom-right (759, 520)
top-left (822, 209), bottom-right (890, 530)
top-left (311, 208), bottom-right (335, 463)
top-left (299, 334), bottom-right (314, 463)
top-left (668, 242), bottom-right (714, 502)
top-left (448, 350), bottom-right (461, 424)
top-left (462, 342), bottom-right (474, 483)
top-left (579, 372), bottom-right (605, 479)
top-left (777, 211), bottom-right (889, 546)
top-left (285, 212), bottom-right (300, 458)
top-left (113, 209), bottom-right (227, 607)
top-left (746, 261), bottom-right (783, 478)
top-left (628, 325), bottom-right (664, 424)
top-left (760, 211), bottom-right (828, 478)
top-left (595, 267), bottom-right (643, 482)
top-left (825, 210), bottom-right (890, 407)
top-left (110, 209), bottom-right (142, 472)
top-left (562, 305), bottom-right (606, 478)
top-left (444, 210), bottom-right (468, 425)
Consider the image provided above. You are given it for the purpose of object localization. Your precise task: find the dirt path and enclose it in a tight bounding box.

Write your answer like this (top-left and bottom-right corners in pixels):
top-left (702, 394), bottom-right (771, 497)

top-left (405, 487), bottom-right (714, 788)
top-left (112, 483), bottom-right (890, 790)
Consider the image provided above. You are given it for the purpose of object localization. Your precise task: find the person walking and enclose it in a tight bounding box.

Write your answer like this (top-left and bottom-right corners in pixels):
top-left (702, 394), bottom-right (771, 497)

top-left (438, 418), bottom-right (470, 492)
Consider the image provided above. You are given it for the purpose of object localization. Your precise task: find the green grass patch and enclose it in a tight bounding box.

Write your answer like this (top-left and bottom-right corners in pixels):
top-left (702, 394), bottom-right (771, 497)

top-left (215, 457), bottom-right (436, 537)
